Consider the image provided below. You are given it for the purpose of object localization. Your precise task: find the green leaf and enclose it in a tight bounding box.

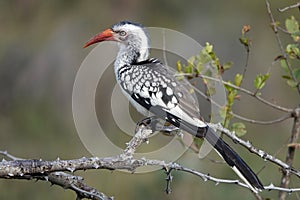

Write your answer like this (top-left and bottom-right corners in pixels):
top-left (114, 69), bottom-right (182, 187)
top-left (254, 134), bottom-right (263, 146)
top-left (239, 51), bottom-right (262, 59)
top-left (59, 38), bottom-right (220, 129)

top-left (184, 64), bottom-right (193, 74)
top-left (204, 43), bottom-right (218, 62)
top-left (223, 62), bottom-right (233, 70)
top-left (187, 56), bottom-right (196, 66)
top-left (196, 62), bottom-right (204, 74)
top-left (234, 73), bottom-right (243, 87)
top-left (227, 90), bottom-right (237, 106)
top-left (219, 106), bottom-right (227, 120)
top-left (176, 61), bottom-right (182, 72)
top-left (281, 75), bottom-right (291, 80)
top-left (224, 81), bottom-right (234, 92)
top-left (254, 73), bottom-right (270, 90)
top-left (280, 59), bottom-right (289, 72)
top-left (286, 16), bottom-right (300, 41)
top-left (199, 49), bottom-right (212, 64)
top-left (287, 79), bottom-right (298, 88)
top-left (204, 42), bottom-right (213, 53)
top-left (286, 44), bottom-right (300, 59)
top-left (239, 37), bottom-right (250, 47)
top-left (286, 16), bottom-right (299, 33)
top-left (294, 68), bottom-right (300, 79)
top-left (254, 75), bottom-right (263, 89)
top-left (231, 122), bottom-right (247, 137)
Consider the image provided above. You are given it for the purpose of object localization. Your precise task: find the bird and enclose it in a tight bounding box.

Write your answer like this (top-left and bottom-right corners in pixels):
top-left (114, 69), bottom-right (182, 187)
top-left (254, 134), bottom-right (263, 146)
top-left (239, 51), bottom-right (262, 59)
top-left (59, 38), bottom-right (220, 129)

top-left (83, 20), bottom-right (264, 192)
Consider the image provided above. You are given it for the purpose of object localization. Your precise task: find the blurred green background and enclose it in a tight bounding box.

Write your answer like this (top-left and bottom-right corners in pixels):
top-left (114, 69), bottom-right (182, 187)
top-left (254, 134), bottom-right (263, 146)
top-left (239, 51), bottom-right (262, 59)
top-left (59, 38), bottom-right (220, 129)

top-left (0, 0), bottom-right (299, 199)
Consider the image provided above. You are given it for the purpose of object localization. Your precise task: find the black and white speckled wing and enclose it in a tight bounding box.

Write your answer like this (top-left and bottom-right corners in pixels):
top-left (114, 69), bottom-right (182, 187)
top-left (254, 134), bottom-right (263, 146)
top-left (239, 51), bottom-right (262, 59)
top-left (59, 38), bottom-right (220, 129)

top-left (117, 58), bottom-right (207, 137)
top-left (161, 62), bottom-right (201, 119)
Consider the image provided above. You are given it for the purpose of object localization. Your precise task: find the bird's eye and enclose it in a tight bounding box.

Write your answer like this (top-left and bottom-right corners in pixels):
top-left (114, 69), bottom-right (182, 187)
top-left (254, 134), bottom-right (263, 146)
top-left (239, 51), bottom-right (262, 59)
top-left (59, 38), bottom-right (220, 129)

top-left (119, 31), bottom-right (127, 36)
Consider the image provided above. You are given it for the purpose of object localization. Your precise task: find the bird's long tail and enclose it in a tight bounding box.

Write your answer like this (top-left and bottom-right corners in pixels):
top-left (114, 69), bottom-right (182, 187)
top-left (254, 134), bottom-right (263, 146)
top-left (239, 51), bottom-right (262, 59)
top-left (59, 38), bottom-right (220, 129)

top-left (164, 113), bottom-right (264, 192)
top-left (204, 127), bottom-right (264, 192)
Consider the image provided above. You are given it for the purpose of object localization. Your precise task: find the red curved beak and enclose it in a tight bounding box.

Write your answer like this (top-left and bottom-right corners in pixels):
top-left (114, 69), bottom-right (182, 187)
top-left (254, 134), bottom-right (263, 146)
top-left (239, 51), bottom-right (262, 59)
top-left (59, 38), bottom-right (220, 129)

top-left (83, 28), bottom-right (114, 48)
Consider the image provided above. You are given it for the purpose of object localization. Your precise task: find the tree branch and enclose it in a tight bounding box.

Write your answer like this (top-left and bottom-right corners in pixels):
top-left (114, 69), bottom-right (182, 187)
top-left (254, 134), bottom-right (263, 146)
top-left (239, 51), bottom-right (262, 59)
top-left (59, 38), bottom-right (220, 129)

top-left (1, 122), bottom-right (300, 199)
top-left (279, 107), bottom-right (300, 200)
top-left (0, 151), bottom-right (113, 200)
top-left (177, 73), bottom-right (293, 113)
top-left (2, 150), bottom-right (300, 195)
top-left (48, 172), bottom-right (112, 200)
top-left (230, 112), bottom-right (291, 125)
top-left (278, 2), bottom-right (300, 12)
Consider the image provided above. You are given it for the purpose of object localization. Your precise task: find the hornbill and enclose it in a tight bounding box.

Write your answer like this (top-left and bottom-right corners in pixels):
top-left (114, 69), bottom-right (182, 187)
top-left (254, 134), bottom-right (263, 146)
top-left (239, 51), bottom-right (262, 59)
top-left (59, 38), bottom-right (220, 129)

top-left (84, 21), bottom-right (263, 192)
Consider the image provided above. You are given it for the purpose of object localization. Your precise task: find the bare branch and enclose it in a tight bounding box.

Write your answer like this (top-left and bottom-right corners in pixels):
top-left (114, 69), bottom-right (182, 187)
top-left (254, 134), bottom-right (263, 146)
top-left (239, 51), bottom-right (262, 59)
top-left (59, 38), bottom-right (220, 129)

top-left (265, 183), bottom-right (300, 193)
top-left (230, 112), bottom-right (291, 125)
top-left (1, 122), bottom-right (300, 198)
top-left (0, 153), bottom-right (256, 192)
top-left (48, 172), bottom-right (113, 200)
top-left (0, 150), bottom-right (24, 160)
top-left (122, 124), bottom-right (153, 158)
top-left (177, 73), bottom-right (293, 113)
top-left (0, 151), bottom-right (113, 200)
top-left (277, 26), bottom-right (292, 34)
top-left (240, 26), bottom-right (251, 87)
top-left (279, 107), bottom-right (300, 199)
top-left (278, 2), bottom-right (300, 12)
top-left (203, 74), bottom-right (293, 113)
top-left (1, 150), bottom-right (300, 195)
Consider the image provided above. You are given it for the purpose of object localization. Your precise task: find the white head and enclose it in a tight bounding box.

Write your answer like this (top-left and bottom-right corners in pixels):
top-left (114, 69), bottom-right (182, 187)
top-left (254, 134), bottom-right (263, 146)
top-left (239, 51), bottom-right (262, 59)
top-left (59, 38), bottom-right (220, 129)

top-left (84, 21), bottom-right (150, 63)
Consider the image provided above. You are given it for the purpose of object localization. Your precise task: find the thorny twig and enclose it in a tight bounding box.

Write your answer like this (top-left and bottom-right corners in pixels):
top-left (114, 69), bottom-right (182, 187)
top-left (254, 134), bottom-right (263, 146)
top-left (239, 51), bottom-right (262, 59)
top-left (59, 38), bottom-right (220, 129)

top-left (49, 172), bottom-right (112, 200)
top-left (0, 151), bottom-right (113, 200)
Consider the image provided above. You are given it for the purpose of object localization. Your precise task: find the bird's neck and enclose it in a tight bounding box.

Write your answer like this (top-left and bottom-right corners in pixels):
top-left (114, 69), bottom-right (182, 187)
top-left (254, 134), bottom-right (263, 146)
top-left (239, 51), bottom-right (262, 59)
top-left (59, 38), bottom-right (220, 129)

top-left (114, 42), bottom-right (149, 71)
